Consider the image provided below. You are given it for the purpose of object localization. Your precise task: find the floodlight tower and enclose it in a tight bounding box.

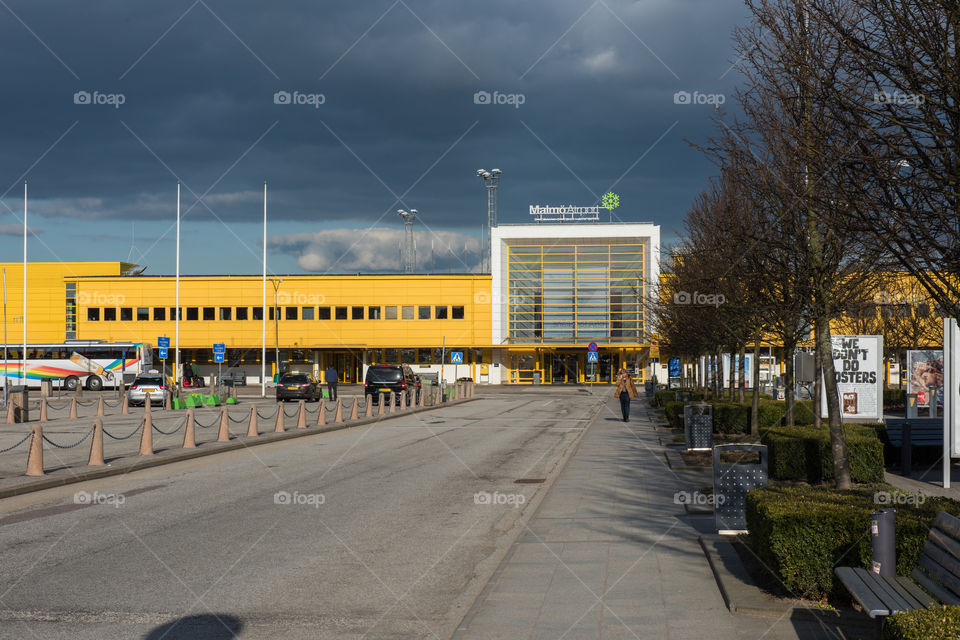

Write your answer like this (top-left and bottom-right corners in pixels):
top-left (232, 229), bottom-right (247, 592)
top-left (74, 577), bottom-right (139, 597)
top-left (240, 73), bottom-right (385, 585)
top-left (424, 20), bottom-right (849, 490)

top-left (397, 209), bottom-right (417, 273)
top-left (477, 168), bottom-right (501, 273)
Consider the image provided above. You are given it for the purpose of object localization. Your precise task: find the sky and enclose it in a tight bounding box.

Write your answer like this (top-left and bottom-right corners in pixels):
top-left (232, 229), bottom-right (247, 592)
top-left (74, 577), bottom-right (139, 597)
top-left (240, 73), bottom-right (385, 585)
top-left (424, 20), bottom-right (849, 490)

top-left (0, 0), bottom-right (750, 276)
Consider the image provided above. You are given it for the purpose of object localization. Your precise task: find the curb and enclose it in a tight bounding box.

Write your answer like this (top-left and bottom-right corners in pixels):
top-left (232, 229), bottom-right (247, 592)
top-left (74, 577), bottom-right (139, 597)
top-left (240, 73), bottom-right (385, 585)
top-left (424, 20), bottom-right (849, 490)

top-left (0, 397), bottom-right (479, 500)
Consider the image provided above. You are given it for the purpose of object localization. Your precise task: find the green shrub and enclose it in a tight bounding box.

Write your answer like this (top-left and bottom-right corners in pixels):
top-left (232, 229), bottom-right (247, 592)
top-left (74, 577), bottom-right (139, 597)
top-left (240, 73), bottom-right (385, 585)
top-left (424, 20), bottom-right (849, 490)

top-left (712, 402), bottom-right (750, 434)
top-left (791, 400), bottom-right (816, 424)
top-left (884, 387), bottom-right (907, 409)
top-left (762, 425), bottom-right (885, 484)
top-left (756, 401), bottom-right (786, 429)
top-left (885, 606), bottom-right (960, 639)
top-left (664, 401), bottom-right (685, 428)
top-left (746, 485), bottom-right (960, 602)
top-left (653, 389), bottom-right (704, 407)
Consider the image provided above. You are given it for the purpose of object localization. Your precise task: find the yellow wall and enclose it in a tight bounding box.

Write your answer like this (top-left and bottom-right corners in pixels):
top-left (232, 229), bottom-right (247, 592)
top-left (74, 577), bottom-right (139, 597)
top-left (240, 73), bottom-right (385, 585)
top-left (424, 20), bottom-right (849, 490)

top-left (71, 273), bottom-right (493, 349)
top-left (0, 262), bottom-right (133, 343)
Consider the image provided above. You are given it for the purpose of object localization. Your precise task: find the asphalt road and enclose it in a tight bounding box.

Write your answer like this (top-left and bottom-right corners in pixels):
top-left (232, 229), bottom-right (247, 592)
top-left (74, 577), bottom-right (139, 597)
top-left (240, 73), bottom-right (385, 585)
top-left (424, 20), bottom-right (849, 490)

top-left (0, 390), bottom-right (601, 639)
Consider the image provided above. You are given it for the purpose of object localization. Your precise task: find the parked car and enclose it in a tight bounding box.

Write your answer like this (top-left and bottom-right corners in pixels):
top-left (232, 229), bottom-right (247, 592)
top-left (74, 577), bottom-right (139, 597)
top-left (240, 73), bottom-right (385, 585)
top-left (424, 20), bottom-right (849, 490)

top-left (127, 371), bottom-right (170, 406)
top-left (364, 364), bottom-right (420, 405)
top-left (276, 372), bottom-right (321, 402)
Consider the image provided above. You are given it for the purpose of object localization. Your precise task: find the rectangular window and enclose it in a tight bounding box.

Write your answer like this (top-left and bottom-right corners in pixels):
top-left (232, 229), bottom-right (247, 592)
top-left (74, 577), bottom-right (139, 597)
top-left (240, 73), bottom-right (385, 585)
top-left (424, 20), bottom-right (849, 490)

top-left (137, 307), bottom-right (149, 321)
top-left (335, 306), bottom-right (348, 320)
top-left (368, 306), bottom-right (381, 319)
top-left (286, 307), bottom-right (298, 320)
top-left (418, 305), bottom-right (431, 320)
top-left (154, 308), bottom-right (166, 321)
top-left (120, 308), bottom-right (133, 321)
top-left (452, 305), bottom-right (465, 319)
top-left (401, 306), bottom-right (414, 320)
top-left (169, 307), bottom-right (182, 321)
top-left (269, 307), bottom-right (280, 321)
top-left (352, 306), bottom-right (364, 320)
top-left (104, 308), bottom-right (117, 321)
top-left (252, 307), bottom-right (264, 321)
top-left (385, 306), bottom-right (397, 320)
top-left (318, 307), bottom-right (331, 320)
top-left (88, 308), bottom-right (100, 321)
top-left (236, 307), bottom-right (248, 321)
top-left (220, 307), bottom-right (232, 321)
top-left (203, 307), bottom-right (215, 321)
top-left (301, 307), bottom-right (314, 320)
top-left (187, 307), bottom-right (199, 321)
top-left (435, 305), bottom-right (448, 319)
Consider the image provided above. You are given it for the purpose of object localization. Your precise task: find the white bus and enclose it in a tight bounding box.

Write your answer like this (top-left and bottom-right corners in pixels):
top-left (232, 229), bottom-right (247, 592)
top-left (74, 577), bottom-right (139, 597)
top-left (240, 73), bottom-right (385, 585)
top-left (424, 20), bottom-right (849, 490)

top-left (0, 341), bottom-right (146, 391)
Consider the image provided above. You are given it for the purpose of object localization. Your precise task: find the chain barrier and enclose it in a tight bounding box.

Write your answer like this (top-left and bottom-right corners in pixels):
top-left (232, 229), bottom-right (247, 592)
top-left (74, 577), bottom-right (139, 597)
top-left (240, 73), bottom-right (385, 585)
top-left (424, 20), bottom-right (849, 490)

top-left (193, 415), bottom-right (219, 429)
top-left (256, 407), bottom-right (278, 420)
top-left (0, 433), bottom-right (33, 454)
top-left (304, 404), bottom-right (320, 414)
top-left (42, 426), bottom-right (95, 449)
top-left (152, 418), bottom-right (186, 435)
top-left (283, 406), bottom-right (300, 418)
top-left (102, 399), bottom-right (122, 408)
top-left (75, 399), bottom-right (97, 407)
top-left (227, 414), bottom-right (247, 424)
top-left (45, 401), bottom-right (71, 410)
top-left (104, 420), bottom-right (145, 441)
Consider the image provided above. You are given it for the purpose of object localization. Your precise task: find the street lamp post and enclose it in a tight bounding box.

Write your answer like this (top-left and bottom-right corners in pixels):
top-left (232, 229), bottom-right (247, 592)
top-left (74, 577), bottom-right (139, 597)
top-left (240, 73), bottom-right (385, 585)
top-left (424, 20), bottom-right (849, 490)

top-left (269, 278), bottom-right (282, 379)
top-left (2, 269), bottom-right (7, 408)
top-left (476, 169), bottom-right (501, 273)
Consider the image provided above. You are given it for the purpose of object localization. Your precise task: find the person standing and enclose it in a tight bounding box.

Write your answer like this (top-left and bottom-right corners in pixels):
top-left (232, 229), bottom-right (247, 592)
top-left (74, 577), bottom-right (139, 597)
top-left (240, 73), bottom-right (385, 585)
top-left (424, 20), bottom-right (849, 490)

top-left (325, 365), bottom-right (339, 401)
top-left (614, 368), bottom-right (638, 422)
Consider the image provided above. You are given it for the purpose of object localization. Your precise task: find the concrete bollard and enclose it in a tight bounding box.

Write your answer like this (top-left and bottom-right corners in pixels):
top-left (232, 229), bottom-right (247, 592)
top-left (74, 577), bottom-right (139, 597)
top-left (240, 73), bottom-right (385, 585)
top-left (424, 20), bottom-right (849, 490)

top-left (434, 388), bottom-right (441, 405)
top-left (350, 397), bottom-right (359, 420)
top-left (143, 393), bottom-right (151, 414)
top-left (297, 400), bottom-right (307, 429)
top-left (334, 398), bottom-right (343, 423)
top-left (25, 424), bottom-right (44, 476)
top-left (388, 392), bottom-right (395, 414)
top-left (88, 418), bottom-right (105, 466)
top-left (364, 396), bottom-right (373, 417)
top-left (139, 415), bottom-right (154, 456)
top-left (400, 390), bottom-right (407, 411)
top-left (40, 398), bottom-right (48, 422)
top-left (418, 388), bottom-right (424, 407)
top-left (121, 393), bottom-right (129, 414)
top-left (247, 404), bottom-right (258, 437)
top-left (317, 401), bottom-right (327, 426)
top-left (69, 397), bottom-right (78, 419)
top-left (378, 393), bottom-right (386, 416)
top-left (217, 406), bottom-right (230, 442)
top-left (96, 395), bottom-right (105, 417)
top-left (165, 392), bottom-right (172, 411)
top-left (274, 402), bottom-right (285, 433)
top-left (183, 408), bottom-right (196, 448)
top-left (5, 402), bottom-right (13, 425)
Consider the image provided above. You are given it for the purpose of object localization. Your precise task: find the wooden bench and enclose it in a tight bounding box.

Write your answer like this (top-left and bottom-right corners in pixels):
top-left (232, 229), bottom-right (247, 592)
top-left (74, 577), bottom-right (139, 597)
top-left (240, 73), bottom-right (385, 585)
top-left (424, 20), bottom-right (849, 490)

top-left (835, 511), bottom-right (960, 635)
top-left (883, 418), bottom-right (943, 475)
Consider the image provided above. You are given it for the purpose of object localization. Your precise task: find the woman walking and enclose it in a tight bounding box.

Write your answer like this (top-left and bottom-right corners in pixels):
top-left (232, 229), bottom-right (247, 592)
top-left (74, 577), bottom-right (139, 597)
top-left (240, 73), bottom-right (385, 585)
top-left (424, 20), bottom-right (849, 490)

top-left (614, 368), bottom-right (638, 422)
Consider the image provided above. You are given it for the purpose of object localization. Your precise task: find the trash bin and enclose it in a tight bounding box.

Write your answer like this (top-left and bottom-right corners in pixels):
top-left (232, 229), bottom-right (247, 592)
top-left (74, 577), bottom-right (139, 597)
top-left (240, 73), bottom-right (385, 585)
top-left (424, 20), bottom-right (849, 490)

top-left (683, 403), bottom-right (713, 451)
top-left (9, 385), bottom-right (28, 423)
top-left (533, 371), bottom-right (541, 385)
top-left (713, 444), bottom-right (768, 534)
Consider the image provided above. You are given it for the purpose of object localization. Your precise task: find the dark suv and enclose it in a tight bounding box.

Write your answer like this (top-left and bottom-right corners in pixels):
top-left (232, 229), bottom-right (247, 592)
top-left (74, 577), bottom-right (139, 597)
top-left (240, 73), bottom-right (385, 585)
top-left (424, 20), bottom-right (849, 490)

top-left (276, 372), bottom-right (321, 402)
top-left (364, 364), bottom-right (420, 405)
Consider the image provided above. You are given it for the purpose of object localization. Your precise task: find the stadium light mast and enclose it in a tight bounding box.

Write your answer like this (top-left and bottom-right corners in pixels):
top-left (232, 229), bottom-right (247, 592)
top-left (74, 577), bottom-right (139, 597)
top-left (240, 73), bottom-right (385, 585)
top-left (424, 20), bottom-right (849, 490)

top-left (397, 209), bottom-right (417, 273)
top-left (476, 168), bottom-right (501, 273)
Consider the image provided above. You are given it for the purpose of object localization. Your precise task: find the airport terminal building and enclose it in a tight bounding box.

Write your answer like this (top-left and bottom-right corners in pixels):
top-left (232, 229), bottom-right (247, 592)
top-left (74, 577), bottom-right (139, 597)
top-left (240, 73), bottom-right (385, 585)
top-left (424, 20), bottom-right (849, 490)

top-left (0, 219), bottom-right (659, 386)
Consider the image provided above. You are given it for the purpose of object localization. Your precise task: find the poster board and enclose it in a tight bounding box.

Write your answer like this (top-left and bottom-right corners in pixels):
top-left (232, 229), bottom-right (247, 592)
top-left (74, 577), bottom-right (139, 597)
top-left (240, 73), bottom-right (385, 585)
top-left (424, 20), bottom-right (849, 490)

top-left (820, 335), bottom-right (883, 422)
top-left (906, 350), bottom-right (944, 408)
top-left (944, 319), bottom-right (959, 460)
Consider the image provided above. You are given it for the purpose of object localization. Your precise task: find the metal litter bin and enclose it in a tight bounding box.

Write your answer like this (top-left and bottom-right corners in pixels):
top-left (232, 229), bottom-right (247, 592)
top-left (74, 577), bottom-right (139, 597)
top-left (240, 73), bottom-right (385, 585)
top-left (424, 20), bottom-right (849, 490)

top-left (533, 371), bottom-right (541, 385)
top-left (684, 403), bottom-right (713, 451)
top-left (9, 385), bottom-right (29, 423)
top-left (713, 443), bottom-right (768, 534)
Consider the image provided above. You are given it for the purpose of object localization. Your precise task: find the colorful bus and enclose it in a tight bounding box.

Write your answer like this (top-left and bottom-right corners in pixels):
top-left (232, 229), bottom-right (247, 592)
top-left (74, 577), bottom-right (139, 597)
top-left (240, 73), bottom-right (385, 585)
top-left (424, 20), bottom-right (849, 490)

top-left (0, 341), bottom-right (146, 391)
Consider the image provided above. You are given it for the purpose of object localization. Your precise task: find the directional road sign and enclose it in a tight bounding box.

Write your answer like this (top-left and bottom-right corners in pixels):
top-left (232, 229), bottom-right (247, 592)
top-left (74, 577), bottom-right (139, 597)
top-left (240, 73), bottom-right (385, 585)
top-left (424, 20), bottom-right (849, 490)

top-left (213, 343), bottom-right (225, 353)
top-left (157, 336), bottom-right (170, 348)
top-left (214, 353), bottom-right (225, 364)
top-left (158, 347), bottom-right (168, 360)
top-left (450, 351), bottom-right (464, 364)
top-left (587, 351), bottom-right (599, 363)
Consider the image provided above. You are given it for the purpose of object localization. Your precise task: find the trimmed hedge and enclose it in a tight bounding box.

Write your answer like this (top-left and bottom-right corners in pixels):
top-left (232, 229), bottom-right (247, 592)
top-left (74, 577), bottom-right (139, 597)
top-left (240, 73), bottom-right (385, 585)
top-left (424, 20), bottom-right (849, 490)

top-left (666, 399), bottom-right (817, 434)
top-left (762, 425), bottom-right (885, 484)
top-left (884, 387), bottom-right (907, 410)
top-left (653, 389), bottom-right (704, 407)
top-left (885, 606), bottom-right (960, 639)
top-left (746, 485), bottom-right (960, 602)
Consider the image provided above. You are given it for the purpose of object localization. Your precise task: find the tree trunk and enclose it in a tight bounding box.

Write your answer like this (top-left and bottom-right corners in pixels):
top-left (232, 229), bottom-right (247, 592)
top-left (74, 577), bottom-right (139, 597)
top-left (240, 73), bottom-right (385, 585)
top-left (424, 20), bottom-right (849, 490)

top-left (784, 337), bottom-right (796, 426)
top-left (738, 345), bottom-right (746, 404)
top-left (728, 348), bottom-right (737, 400)
top-left (751, 339), bottom-right (761, 437)
top-left (814, 334), bottom-right (823, 428)
top-left (817, 318), bottom-right (852, 489)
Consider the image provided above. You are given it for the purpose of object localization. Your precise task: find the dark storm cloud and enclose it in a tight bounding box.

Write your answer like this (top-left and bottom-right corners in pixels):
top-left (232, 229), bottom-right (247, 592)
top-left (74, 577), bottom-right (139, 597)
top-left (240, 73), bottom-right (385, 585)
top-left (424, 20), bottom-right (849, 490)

top-left (0, 0), bottom-right (749, 269)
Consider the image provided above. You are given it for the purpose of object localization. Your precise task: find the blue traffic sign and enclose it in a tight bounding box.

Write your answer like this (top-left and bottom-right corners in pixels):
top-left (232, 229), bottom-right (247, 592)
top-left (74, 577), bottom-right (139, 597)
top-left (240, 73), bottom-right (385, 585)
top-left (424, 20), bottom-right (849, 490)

top-left (214, 352), bottom-right (225, 364)
top-left (587, 351), bottom-right (599, 363)
top-left (158, 347), bottom-right (169, 360)
top-left (450, 351), bottom-right (464, 364)
top-left (157, 336), bottom-right (170, 348)
top-left (588, 342), bottom-right (598, 352)
top-left (213, 343), bottom-right (226, 354)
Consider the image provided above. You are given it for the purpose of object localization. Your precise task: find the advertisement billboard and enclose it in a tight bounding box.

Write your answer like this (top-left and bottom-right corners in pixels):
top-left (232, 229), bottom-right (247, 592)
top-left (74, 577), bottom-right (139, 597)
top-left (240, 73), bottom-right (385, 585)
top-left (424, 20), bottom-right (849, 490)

top-left (906, 350), bottom-right (944, 408)
top-left (821, 335), bottom-right (883, 422)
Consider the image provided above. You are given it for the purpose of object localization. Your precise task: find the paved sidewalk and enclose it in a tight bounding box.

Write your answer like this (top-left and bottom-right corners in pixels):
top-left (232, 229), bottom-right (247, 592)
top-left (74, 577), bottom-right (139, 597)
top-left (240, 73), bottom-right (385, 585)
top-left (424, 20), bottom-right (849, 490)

top-left (453, 397), bottom-right (843, 640)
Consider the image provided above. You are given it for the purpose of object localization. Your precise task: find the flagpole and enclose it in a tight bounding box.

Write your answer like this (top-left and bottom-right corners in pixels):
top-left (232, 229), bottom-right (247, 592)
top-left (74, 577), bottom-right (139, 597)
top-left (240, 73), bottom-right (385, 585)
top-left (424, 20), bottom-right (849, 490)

top-left (175, 181), bottom-right (180, 389)
top-left (261, 181), bottom-right (267, 398)
top-left (22, 182), bottom-right (27, 385)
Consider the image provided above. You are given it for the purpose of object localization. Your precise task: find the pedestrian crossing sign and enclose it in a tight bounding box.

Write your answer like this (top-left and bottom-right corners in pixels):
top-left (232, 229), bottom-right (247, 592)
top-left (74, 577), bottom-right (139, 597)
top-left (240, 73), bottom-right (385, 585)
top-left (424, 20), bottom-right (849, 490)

top-left (587, 351), bottom-right (599, 363)
top-left (451, 352), bottom-right (464, 364)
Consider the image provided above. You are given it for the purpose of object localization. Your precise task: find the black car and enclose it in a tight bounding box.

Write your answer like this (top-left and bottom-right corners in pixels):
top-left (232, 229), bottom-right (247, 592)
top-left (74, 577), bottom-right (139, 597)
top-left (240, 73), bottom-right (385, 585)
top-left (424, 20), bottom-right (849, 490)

top-left (276, 372), bottom-right (321, 402)
top-left (364, 364), bottom-right (420, 405)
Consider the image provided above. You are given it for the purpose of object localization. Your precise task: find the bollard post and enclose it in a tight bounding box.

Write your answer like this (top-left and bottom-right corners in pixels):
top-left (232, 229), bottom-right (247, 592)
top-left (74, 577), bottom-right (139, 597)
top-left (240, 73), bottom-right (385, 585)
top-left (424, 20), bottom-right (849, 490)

top-left (350, 397), bottom-right (359, 420)
top-left (69, 397), bottom-right (78, 419)
top-left (297, 400), bottom-right (307, 429)
top-left (143, 393), bottom-right (151, 414)
top-left (274, 402), bottom-right (285, 433)
top-left (88, 418), bottom-right (105, 466)
top-left (906, 394), bottom-right (918, 419)
top-left (96, 395), bottom-right (105, 417)
top-left (121, 393), bottom-right (129, 415)
top-left (139, 415), bottom-right (154, 456)
top-left (400, 390), bottom-right (407, 411)
top-left (365, 396), bottom-right (373, 417)
top-left (217, 406), bottom-right (230, 442)
top-left (183, 408), bottom-right (196, 448)
top-left (5, 402), bottom-right (13, 424)
top-left (929, 389), bottom-right (939, 417)
top-left (871, 510), bottom-right (896, 576)
top-left (39, 398), bottom-right (48, 422)
top-left (378, 393), bottom-right (386, 416)
top-left (25, 424), bottom-right (44, 476)
top-left (334, 398), bottom-right (343, 423)
top-left (165, 391), bottom-right (172, 411)
top-left (434, 388), bottom-right (441, 405)
top-left (388, 392), bottom-right (395, 414)
top-left (247, 404), bottom-right (258, 437)
top-left (317, 401), bottom-right (327, 426)
top-left (901, 422), bottom-right (913, 476)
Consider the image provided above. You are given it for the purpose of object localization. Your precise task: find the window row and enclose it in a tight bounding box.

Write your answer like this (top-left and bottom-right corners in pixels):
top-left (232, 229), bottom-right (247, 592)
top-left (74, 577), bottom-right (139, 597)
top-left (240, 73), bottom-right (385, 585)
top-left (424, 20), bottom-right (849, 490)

top-left (84, 305), bottom-right (466, 322)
